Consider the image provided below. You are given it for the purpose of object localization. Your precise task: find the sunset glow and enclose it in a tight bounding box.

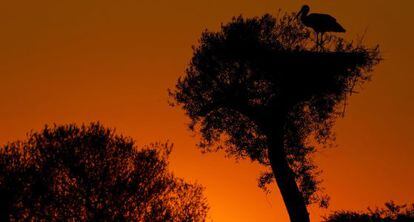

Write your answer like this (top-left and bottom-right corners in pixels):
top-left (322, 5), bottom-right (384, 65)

top-left (0, 0), bottom-right (413, 221)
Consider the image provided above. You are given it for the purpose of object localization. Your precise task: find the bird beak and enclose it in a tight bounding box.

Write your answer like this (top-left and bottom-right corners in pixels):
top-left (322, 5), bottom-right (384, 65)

top-left (295, 10), bottom-right (302, 19)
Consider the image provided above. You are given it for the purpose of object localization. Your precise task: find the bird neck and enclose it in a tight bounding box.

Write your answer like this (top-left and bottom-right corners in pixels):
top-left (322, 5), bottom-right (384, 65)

top-left (300, 10), bottom-right (309, 20)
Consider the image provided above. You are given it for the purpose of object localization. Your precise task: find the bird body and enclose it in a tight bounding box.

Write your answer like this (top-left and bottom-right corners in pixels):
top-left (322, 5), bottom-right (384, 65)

top-left (301, 13), bottom-right (345, 33)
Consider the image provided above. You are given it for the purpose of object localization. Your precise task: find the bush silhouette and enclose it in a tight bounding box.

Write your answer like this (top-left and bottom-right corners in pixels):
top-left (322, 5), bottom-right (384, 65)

top-left (324, 201), bottom-right (414, 222)
top-left (170, 13), bottom-right (380, 222)
top-left (0, 123), bottom-right (208, 221)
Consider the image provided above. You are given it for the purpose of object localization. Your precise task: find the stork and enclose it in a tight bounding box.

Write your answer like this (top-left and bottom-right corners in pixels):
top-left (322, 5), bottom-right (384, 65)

top-left (296, 5), bottom-right (346, 49)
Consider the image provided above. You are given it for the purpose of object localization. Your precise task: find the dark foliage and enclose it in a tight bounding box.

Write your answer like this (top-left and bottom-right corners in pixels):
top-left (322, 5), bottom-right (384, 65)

top-left (324, 201), bottom-right (414, 222)
top-left (170, 12), bottom-right (380, 221)
top-left (0, 123), bottom-right (208, 221)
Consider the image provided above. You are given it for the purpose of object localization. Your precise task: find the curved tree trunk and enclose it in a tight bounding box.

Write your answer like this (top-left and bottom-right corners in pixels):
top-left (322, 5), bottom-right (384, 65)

top-left (268, 136), bottom-right (310, 222)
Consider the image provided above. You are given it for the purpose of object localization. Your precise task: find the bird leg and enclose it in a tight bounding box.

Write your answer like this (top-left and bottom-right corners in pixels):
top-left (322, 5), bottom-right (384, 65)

top-left (313, 32), bottom-right (326, 51)
top-left (319, 33), bottom-right (324, 49)
top-left (318, 33), bottom-right (326, 51)
top-left (314, 32), bottom-right (320, 51)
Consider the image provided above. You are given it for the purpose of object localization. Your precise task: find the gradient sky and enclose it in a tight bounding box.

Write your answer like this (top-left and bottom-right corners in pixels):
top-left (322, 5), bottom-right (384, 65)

top-left (0, 0), bottom-right (413, 221)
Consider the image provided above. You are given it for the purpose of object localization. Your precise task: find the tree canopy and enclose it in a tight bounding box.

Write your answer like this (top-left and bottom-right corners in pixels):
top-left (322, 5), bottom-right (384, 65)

top-left (0, 123), bottom-right (208, 221)
top-left (170, 13), bottom-right (380, 222)
top-left (324, 201), bottom-right (414, 222)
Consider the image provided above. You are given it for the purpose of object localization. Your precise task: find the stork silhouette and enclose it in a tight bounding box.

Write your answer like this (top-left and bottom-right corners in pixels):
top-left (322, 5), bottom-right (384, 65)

top-left (296, 5), bottom-right (346, 49)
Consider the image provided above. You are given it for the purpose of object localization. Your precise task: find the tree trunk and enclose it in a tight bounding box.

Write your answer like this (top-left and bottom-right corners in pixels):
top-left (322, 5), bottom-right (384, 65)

top-left (268, 136), bottom-right (310, 222)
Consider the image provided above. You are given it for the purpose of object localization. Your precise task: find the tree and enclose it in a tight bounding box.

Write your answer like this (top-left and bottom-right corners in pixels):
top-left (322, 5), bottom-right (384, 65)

top-left (170, 13), bottom-right (380, 222)
top-left (0, 123), bottom-right (208, 221)
top-left (323, 201), bottom-right (414, 222)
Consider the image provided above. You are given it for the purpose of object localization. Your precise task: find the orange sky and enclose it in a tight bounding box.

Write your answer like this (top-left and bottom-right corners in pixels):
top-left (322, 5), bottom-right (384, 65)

top-left (0, 0), bottom-right (413, 221)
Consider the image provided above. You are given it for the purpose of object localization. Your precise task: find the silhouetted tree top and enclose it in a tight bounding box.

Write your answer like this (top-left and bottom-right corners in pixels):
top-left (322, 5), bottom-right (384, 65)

top-left (324, 201), bottom-right (414, 222)
top-left (170, 13), bottom-right (380, 219)
top-left (0, 123), bottom-right (208, 221)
